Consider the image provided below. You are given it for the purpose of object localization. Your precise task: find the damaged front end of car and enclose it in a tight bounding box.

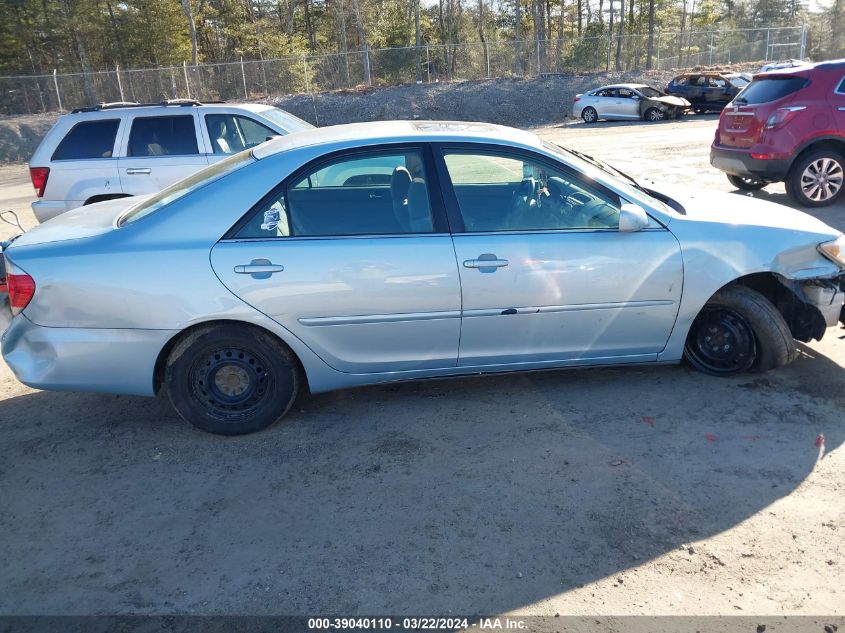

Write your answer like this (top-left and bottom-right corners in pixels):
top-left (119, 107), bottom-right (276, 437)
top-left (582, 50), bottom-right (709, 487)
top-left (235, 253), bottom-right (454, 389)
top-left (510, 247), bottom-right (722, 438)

top-left (641, 95), bottom-right (691, 119)
top-left (745, 235), bottom-right (845, 342)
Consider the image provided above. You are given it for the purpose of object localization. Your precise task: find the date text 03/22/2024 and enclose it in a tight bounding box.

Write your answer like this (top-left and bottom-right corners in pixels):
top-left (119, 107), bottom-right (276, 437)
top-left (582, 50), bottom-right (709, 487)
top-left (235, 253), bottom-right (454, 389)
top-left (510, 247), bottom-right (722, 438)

top-left (307, 617), bottom-right (527, 630)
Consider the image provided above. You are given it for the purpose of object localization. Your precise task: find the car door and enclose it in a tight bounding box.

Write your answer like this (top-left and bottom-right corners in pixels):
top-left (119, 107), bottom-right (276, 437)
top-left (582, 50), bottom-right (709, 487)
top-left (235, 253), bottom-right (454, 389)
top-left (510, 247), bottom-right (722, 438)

top-left (45, 116), bottom-right (123, 207)
top-left (210, 145), bottom-right (462, 374)
top-left (708, 76), bottom-right (730, 107)
top-left (833, 75), bottom-right (845, 132)
top-left (436, 145), bottom-right (683, 366)
top-left (616, 88), bottom-right (642, 118)
top-left (686, 75), bottom-right (705, 106)
top-left (592, 88), bottom-right (617, 119)
top-left (117, 112), bottom-right (209, 195)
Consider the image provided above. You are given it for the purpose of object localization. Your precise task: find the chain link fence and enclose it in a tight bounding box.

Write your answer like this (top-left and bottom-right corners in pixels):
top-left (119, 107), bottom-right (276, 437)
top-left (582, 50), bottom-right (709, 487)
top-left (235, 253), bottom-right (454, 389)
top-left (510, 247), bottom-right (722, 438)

top-left (0, 26), bottom-right (806, 116)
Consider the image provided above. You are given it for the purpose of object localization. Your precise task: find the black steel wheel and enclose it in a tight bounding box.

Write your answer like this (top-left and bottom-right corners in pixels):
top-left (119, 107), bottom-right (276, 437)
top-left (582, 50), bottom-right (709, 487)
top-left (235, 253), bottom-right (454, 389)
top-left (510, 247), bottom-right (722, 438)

top-left (684, 284), bottom-right (796, 376)
top-left (165, 324), bottom-right (300, 435)
top-left (685, 307), bottom-right (756, 375)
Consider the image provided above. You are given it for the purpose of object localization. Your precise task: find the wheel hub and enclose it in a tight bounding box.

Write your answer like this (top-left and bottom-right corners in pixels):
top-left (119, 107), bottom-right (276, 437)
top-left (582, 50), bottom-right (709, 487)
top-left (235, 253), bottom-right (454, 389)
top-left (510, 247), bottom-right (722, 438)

top-left (213, 365), bottom-right (251, 397)
top-left (801, 158), bottom-right (843, 202)
top-left (192, 347), bottom-right (270, 415)
top-left (686, 308), bottom-right (756, 375)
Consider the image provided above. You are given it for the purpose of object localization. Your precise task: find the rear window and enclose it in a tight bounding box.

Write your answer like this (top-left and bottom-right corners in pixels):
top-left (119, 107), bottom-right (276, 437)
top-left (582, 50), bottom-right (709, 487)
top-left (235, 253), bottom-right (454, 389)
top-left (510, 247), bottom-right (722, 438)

top-left (51, 119), bottom-right (119, 160)
top-left (128, 115), bottom-right (199, 157)
top-left (736, 77), bottom-right (808, 104)
top-left (119, 151), bottom-right (254, 226)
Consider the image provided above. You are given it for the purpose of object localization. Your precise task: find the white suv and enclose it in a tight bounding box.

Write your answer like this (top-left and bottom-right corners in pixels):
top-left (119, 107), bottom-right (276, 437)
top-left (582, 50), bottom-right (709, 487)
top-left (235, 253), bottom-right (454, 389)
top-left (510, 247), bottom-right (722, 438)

top-left (27, 100), bottom-right (314, 223)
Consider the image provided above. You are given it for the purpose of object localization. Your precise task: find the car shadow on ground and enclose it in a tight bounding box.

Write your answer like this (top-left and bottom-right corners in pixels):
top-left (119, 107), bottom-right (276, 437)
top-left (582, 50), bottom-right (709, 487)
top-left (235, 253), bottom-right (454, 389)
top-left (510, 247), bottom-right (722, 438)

top-left (557, 113), bottom-right (720, 129)
top-left (0, 347), bottom-right (843, 614)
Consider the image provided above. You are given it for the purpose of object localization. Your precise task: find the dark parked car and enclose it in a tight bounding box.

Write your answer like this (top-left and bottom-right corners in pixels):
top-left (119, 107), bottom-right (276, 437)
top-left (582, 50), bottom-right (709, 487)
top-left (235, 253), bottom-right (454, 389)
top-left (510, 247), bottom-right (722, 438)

top-left (666, 72), bottom-right (750, 112)
top-left (710, 59), bottom-right (845, 207)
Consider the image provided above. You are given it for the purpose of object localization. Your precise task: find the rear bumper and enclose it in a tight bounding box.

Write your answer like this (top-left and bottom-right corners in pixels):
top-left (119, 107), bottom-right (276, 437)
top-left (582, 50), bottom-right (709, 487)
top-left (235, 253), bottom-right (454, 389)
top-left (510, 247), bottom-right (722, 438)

top-left (31, 200), bottom-right (81, 224)
top-left (710, 145), bottom-right (791, 182)
top-left (1, 314), bottom-right (175, 396)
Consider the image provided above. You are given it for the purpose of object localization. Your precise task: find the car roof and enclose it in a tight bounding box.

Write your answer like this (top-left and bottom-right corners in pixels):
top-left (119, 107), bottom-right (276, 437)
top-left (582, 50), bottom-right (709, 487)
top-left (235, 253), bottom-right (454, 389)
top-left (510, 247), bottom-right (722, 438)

top-left (594, 83), bottom-right (648, 91)
top-left (252, 120), bottom-right (543, 160)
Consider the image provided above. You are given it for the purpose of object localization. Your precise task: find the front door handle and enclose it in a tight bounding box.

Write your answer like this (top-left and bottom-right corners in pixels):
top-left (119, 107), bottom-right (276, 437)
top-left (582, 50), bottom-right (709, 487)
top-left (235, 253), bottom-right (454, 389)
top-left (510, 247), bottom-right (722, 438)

top-left (463, 254), bottom-right (509, 273)
top-left (234, 259), bottom-right (284, 279)
top-left (126, 167), bottom-right (151, 175)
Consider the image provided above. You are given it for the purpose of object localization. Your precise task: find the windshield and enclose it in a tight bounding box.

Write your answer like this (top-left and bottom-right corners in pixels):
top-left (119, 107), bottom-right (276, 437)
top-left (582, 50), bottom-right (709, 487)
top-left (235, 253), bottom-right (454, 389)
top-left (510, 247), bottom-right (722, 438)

top-left (542, 141), bottom-right (675, 215)
top-left (119, 151), bottom-right (254, 226)
top-left (260, 107), bottom-right (315, 133)
top-left (638, 86), bottom-right (663, 97)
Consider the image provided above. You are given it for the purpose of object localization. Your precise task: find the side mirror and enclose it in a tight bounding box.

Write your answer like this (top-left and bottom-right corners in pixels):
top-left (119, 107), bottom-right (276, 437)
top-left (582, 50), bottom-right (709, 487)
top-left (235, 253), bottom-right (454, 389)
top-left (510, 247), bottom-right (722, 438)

top-left (619, 203), bottom-right (649, 232)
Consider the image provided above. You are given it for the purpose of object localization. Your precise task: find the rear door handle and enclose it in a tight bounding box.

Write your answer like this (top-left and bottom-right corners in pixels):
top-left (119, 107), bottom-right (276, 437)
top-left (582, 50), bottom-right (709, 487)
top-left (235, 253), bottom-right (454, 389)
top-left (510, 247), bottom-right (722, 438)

top-left (126, 168), bottom-right (151, 175)
top-left (369, 193), bottom-right (385, 199)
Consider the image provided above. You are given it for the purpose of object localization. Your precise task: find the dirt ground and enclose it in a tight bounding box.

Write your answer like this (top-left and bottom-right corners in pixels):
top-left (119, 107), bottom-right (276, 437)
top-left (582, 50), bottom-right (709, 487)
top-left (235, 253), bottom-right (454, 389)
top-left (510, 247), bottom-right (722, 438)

top-left (1, 115), bottom-right (844, 619)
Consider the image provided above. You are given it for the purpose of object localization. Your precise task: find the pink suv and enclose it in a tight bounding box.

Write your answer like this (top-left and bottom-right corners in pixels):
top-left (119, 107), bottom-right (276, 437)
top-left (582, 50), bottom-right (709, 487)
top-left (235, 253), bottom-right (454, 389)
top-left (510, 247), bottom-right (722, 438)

top-left (710, 59), bottom-right (845, 207)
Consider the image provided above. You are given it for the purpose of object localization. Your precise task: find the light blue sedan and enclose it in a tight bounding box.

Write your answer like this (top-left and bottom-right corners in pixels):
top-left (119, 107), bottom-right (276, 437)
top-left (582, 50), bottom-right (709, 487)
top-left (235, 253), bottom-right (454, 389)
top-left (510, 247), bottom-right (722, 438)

top-left (2, 121), bottom-right (844, 434)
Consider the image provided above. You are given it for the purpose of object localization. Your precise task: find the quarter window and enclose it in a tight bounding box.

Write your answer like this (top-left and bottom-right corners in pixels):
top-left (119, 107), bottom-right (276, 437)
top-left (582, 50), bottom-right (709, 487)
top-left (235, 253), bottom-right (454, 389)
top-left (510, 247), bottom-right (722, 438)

top-left (205, 114), bottom-right (276, 154)
top-left (51, 119), bottom-right (119, 160)
top-left (236, 150), bottom-right (435, 238)
top-left (127, 115), bottom-right (199, 157)
top-left (442, 150), bottom-right (620, 232)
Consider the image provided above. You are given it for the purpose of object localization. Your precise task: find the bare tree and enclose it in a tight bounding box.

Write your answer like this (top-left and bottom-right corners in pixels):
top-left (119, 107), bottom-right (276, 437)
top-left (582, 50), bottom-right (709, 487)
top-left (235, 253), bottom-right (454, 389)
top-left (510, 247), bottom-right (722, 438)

top-left (181, 0), bottom-right (199, 65)
top-left (514, 0), bottom-right (523, 74)
top-left (645, 0), bottom-right (655, 68)
top-left (350, 0), bottom-right (371, 83)
top-left (614, 0), bottom-right (623, 69)
top-left (478, 0), bottom-right (489, 77)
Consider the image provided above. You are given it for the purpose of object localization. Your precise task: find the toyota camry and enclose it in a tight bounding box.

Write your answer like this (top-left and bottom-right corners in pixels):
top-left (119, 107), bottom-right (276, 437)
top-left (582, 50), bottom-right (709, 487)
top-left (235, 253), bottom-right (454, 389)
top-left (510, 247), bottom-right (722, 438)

top-left (2, 121), bottom-right (844, 434)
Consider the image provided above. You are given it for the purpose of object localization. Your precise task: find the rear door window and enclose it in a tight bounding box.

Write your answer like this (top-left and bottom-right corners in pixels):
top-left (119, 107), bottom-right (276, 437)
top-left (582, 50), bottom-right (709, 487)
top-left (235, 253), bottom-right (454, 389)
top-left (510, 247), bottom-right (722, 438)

top-left (128, 115), bottom-right (199, 157)
top-left (236, 149), bottom-right (435, 238)
top-left (51, 119), bottom-right (120, 160)
top-left (736, 77), bottom-right (808, 104)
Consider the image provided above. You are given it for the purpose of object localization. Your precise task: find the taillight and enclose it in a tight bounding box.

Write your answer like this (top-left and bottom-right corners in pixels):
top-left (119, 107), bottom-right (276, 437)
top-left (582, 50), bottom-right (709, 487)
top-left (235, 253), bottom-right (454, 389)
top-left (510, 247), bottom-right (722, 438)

top-left (574, 95), bottom-right (581, 102)
top-left (6, 261), bottom-right (36, 315)
top-left (764, 106), bottom-right (805, 130)
top-left (29, 166), bottom-right (50, 198)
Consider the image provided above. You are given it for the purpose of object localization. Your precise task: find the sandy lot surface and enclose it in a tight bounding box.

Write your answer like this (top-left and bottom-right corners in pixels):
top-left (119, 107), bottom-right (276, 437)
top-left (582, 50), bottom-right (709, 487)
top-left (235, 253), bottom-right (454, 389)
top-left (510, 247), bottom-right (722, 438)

top-left (1, 116), bottom-right (843, 619)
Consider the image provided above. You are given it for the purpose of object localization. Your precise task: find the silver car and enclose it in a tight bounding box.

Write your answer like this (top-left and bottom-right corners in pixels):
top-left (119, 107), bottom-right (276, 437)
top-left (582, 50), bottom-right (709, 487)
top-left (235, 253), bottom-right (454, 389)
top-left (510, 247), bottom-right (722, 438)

top-left (2, 121), bottom-right (844, 435)
top-left (573, 84), bottom-right (690, 122)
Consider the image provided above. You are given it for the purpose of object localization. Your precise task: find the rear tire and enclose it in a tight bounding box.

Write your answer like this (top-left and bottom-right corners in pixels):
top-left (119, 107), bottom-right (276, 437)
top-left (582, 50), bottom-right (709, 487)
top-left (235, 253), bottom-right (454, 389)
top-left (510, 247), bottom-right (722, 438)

top-left (165, 324), bottom-right (300, 435)
top-left (684, 285), bottom-right (796, 376)
top-left (581, 107), bottom-right (598, 123)
top-left (727, 174), bottom-right (767, 191)
top-left (785, 149), bottom-right (845, 208)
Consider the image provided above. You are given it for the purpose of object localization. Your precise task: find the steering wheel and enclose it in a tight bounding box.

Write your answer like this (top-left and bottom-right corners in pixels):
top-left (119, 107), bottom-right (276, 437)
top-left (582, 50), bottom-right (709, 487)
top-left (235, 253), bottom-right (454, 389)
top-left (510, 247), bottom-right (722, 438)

top-left (565, 191), bottom-right (593, 207)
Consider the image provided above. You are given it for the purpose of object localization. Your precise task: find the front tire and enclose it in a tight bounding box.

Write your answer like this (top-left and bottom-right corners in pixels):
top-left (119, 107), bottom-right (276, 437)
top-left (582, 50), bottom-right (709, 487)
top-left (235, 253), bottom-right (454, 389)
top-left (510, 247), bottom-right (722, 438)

top-left (644, 107), bottom-right (665, 122)
top-left (165, 324), bottom-right (300, 435)
top-left (785, 149), bottom-right (845, 207)
top-left (684, 285), bottom-right (796, 376)
top-left (581, 107), bottom-right (598, 123)
top-left (727, 174), bottom-right (767, 191)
